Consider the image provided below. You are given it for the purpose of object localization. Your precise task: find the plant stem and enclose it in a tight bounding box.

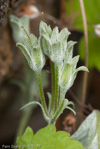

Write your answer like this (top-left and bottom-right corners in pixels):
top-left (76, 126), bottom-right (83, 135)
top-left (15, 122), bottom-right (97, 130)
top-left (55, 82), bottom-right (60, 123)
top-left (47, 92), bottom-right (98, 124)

top-left (79, 0), bottom-right (88, 104)
top-left (49, 62), bottom-right (55, 113)
top-left (51, 100), bottom-right (64, 125)
top-left (54, 65), bottom-right (59, 111)
top-left (14, 108), bottom-right (32, 144)
top-left (36, 71), bottom-right (48, 116)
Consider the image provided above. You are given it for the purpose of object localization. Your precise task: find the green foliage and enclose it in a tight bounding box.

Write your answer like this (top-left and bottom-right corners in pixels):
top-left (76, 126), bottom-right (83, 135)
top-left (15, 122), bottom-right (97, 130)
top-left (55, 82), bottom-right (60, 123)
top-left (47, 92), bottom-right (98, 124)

top-left (17, 125), bottom-right (85, 149)
top-left (65, 0), bottom-right (100, 70)
top-left (71, 110), bottom-right (100, 149)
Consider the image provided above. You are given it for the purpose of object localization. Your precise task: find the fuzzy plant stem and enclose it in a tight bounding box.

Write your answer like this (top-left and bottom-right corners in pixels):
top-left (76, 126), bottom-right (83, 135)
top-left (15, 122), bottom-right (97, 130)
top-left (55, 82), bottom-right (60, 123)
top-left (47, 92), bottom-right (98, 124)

top-left (54, 65), bottom-right (59, 111)
top-left (36, 71), bottom-right (48, 116)
top-left (49, 62), bottom-right (55, 113)
top-left (51, 100), bottom-right (64, 124)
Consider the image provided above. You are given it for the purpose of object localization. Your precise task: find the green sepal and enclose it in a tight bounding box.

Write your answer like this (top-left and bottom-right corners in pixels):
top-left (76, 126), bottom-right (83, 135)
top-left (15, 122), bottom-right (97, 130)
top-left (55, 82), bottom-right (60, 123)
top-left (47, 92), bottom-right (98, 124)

top-left (39, 21), bottom-right (52, 37)
top-left (58, 28), bottom-right (71, 42)
top-left (16, 43), bottom-right (31, 65)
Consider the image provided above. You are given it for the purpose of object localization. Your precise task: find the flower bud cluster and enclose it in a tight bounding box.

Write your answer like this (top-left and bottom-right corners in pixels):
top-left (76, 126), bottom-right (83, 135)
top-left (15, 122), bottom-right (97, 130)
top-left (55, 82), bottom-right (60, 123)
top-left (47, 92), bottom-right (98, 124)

top-left (16, 20), bottom-right (88, 91)
top-left (10, 16), bottom-right (89, 124)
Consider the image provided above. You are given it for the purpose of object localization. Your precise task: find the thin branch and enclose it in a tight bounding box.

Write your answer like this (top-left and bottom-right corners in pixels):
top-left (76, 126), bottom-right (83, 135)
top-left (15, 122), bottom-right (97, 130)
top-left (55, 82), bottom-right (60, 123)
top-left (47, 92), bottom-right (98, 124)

top-left (79, 0), bottom-right (88, 104)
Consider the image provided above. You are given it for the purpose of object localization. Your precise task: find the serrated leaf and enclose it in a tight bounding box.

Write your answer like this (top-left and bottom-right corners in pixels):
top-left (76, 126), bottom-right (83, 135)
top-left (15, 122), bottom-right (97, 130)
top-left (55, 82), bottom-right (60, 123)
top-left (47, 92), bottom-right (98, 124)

top-left (17, 127), bottom-right (34, 148)
top-left (17, 125), bottom-right (85, 149)
top-left (71, 110), bottom-right (100, 149)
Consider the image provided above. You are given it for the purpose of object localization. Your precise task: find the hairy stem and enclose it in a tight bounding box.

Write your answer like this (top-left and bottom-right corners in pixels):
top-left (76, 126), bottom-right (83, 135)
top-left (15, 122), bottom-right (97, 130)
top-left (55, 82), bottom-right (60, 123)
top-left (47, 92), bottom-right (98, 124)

top-left (49, 62), bottom-right (55, 113)
top-left (54, 65), bottom-right (59, 111)
top-left (36, 72), bottom-right (48, 116)
top-left (51, 100), bottom-right (64, 125)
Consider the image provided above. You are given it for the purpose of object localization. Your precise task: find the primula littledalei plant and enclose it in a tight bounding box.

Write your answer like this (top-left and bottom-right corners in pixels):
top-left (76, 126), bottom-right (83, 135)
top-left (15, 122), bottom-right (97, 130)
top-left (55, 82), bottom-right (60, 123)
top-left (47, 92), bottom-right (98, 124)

top-left (16, 21), bottom-right (88, 125)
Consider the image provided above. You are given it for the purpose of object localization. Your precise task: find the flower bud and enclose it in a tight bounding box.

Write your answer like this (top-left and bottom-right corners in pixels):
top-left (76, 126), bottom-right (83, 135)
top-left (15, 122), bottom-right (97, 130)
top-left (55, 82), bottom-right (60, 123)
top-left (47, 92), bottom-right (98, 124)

top-left (17, 33), bottom-right (45, 72)
top-left (59, 55), bottom-right (88, 92)
top-left (39, 21), bottom-right (70, 65)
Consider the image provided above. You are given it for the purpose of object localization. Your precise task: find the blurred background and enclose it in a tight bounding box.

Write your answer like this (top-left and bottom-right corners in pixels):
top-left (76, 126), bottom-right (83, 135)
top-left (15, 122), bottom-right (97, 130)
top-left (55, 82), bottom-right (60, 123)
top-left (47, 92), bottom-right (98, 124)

top-left (0, 0), bottom-right (100, 147)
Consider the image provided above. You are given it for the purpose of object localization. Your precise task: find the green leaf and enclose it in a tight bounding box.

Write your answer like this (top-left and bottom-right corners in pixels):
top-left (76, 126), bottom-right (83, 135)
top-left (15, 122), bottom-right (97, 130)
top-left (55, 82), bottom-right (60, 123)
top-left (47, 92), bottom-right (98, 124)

top-left (17, 125), bottom-right (85, 149)
top-left (17, 127), bottom-right (34, 148)
top-left (71, 110), bottom-right (100, 149)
